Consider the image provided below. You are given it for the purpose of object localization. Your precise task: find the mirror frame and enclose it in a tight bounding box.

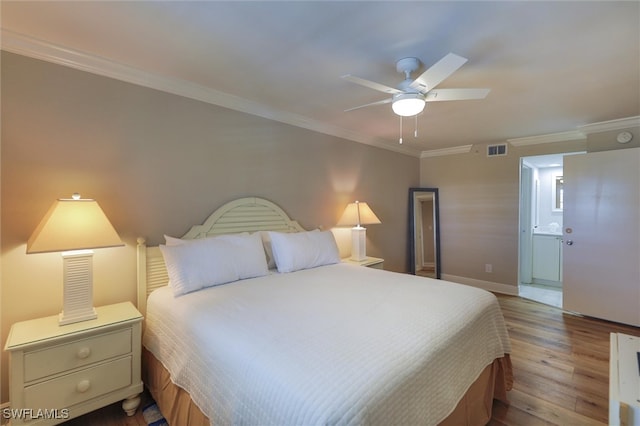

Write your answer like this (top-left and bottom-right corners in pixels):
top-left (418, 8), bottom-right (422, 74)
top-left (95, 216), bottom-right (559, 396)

top-left (551, 172), bottom-right (563, 212)
top-left (408, 187), bottom-right (441, 278)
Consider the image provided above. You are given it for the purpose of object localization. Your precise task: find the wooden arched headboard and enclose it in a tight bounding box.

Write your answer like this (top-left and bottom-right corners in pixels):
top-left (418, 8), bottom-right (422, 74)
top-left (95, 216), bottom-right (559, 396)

top-left (136, 197), bottom-right (305, 315)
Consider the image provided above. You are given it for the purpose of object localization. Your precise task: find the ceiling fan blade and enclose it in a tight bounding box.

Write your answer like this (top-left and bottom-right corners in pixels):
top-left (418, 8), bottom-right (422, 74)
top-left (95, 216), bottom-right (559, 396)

top-left (410, 53), bottom-right (468, 92)
top-left (341, 74), bottom-right (402, 94)
top-left (344, 98), bottom-right (392, 112)
top-left (425, 88), bottom-right (490, 102)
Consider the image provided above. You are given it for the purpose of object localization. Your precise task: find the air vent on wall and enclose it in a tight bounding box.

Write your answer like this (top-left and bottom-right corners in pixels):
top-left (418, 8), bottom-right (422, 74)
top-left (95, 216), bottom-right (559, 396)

top-left (487, 144), bottom-right (508, 157)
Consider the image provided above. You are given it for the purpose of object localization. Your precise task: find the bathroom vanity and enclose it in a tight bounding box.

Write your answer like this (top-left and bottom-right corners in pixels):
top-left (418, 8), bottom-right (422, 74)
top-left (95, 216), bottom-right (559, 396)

top-left (532, 232), bottom-right (563, 285)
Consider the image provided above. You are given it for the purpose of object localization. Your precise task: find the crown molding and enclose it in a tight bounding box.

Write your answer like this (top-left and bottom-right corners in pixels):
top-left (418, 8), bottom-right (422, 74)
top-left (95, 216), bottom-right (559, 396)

top-left (577, 116), bottom-right (640, 134)
top-left (1, 30), bottom-right (421, 158)
top-left (508, 116), bottom-right (640, 147)
top-left (507, 130), bottom-right (586, 147)
top-left (420, 145), bottom-right (473, 158)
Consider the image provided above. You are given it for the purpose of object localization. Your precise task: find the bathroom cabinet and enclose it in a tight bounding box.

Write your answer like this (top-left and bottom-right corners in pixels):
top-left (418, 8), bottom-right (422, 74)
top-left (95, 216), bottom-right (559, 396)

top-left (532, 233), bottom-right (562, 284)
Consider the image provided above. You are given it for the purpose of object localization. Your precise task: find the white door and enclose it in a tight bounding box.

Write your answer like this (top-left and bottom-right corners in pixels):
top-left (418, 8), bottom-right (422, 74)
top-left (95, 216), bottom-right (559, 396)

top-left (563, 148), bottom-right (640, 326)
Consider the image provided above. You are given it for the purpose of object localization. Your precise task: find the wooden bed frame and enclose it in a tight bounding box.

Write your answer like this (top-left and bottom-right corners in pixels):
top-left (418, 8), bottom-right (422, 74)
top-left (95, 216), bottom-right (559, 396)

top-left (136, 196), bottom-right (304, 315)
top-left (136, 196), bottom-right (512, 425)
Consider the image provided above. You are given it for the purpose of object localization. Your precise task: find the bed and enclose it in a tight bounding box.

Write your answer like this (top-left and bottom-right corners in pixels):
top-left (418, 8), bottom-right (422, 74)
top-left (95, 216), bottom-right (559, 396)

top-left (137, 197), bottom-right (512, 425)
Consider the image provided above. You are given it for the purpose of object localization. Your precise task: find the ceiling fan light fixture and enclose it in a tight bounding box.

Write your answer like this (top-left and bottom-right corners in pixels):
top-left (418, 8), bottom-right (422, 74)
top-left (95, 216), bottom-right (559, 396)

top-left (392, 93), bottom-right (425, 116)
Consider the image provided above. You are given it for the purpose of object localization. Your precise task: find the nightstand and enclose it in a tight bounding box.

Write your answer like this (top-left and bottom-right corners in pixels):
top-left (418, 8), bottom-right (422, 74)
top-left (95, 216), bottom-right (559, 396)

top-left (342, 256), bottom-right (384, 269)
top-left (4, 302), bottom-right (143, 425)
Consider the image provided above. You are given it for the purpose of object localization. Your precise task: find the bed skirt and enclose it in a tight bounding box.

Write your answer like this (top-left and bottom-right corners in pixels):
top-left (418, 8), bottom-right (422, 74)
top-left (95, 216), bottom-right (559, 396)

top-left (143, 348), bottom-right (512, 426)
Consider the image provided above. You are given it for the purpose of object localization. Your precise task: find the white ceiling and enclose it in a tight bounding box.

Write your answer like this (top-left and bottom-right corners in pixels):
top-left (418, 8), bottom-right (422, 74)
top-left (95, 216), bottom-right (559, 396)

top-left (2, 1), bottom-right (639, 157)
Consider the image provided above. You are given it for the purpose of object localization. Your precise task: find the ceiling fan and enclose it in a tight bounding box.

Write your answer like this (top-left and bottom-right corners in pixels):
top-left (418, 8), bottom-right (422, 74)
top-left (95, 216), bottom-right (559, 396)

top-left (342, 53), bottom-right (489, 117)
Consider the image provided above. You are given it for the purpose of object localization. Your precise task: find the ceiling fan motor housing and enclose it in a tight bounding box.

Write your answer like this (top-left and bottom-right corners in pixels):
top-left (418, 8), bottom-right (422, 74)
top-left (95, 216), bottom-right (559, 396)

top-left (396, 57), bottom-right (421, 76)
top-left (396, 57), bottom-right (424, 93)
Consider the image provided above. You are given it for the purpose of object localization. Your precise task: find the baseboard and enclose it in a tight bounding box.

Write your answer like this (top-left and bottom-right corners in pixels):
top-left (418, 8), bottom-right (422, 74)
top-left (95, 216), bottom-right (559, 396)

top-left (441, 274), bottom-right (519, 296)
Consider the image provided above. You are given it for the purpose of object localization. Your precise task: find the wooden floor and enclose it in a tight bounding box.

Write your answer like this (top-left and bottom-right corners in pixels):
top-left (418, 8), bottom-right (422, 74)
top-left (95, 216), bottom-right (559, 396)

top-left (490, 295), bottom-right (640, 426)
top-left (63, 294), bottom-right (640, 426)
top-left (416, 266), bottom-right (436, 278)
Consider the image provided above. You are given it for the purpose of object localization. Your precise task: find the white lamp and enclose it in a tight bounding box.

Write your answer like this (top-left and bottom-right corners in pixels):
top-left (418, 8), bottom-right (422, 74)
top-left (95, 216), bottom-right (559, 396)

top-left (337, 201), bottom-right (381, 261)
top-left (27, 193), bottom-right (123, 325)
top-left (392, 92), bottom-right (426, 117)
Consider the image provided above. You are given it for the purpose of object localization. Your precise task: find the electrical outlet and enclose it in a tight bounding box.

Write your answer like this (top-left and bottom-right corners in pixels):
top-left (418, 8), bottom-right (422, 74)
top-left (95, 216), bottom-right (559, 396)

top-left (485, 264), bottom-right (493, 273)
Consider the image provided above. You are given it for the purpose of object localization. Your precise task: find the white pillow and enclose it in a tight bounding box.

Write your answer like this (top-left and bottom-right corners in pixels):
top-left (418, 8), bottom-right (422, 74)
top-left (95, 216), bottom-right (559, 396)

top-left (160, 232), bottom-right (268, 296)
top-left (225, 232), bottom-right (271, 279)
top-left (164, 234), bottom-right (184, 246)
top-left (268, 230), bottom-right (341, 273)
top-left (165, 232), bottom-right (272, 273)
top-left (160, 237), bottom-right (239, 296)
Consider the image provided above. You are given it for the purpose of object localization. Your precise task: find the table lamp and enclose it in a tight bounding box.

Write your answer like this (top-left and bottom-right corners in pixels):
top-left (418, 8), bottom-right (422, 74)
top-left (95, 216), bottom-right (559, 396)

top-left (337, 201), bottom-right (381, 261)
top-left (26, 193), bottom-right (124, 325)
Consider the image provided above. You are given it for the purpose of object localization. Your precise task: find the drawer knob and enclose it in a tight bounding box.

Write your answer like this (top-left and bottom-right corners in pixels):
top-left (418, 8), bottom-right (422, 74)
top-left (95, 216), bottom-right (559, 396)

top-left (77, 347), bottom-right (91, 359)
top-left (76, 379), bottom-right (91, 393)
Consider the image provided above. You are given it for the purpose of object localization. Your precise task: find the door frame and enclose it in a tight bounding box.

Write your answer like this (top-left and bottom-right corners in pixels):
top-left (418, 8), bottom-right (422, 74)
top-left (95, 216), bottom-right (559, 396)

top-left (518, 161), bottom-right (534, 286)
top-left (518, 152), bottom-right (581, 291)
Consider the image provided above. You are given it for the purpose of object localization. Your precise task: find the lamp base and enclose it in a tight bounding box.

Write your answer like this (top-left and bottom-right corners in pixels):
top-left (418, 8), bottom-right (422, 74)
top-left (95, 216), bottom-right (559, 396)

top-left (59, 307), bottom-right (98, 326)
top-left (60, 250), bottom-right (98, 326)
top-left (350, 226), bottom-right (367, 261)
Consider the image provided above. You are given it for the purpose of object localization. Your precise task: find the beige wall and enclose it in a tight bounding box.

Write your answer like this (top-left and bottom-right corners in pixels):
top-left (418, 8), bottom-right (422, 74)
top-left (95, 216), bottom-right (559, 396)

top-left (420, 130), bottom-right (640, 289)
top-left (0, 52), bottom-right (419, 401)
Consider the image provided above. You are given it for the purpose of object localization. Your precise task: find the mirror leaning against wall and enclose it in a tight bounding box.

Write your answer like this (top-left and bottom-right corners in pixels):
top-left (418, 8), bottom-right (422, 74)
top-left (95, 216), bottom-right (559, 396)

top-left (409, 188), bottom-right (441, 278)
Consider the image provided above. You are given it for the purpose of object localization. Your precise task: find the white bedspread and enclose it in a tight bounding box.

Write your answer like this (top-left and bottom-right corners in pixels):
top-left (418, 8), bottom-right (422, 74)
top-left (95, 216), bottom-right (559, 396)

top-left (144, 263), bottom-right (511, 425)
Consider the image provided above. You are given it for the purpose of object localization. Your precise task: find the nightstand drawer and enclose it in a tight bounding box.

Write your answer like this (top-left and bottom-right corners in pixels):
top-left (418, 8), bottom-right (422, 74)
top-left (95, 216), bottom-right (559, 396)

top-left (24, 356), bottom-right (132, 409)
top-left (24, 328), bottom-right (132, 382)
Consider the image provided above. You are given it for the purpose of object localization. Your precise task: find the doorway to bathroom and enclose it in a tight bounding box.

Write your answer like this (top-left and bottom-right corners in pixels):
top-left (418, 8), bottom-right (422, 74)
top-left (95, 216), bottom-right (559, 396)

top-left (518, 152), bottom-right (581, 307)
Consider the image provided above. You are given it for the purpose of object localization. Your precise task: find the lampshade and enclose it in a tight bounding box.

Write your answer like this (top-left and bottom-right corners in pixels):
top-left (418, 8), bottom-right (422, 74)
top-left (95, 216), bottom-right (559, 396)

top-left (392, 93), bottom-right (426, 117)
top-left (27, 194), bottom-right (123, 254)
top-left (337, 201), bottom-right (381, 227)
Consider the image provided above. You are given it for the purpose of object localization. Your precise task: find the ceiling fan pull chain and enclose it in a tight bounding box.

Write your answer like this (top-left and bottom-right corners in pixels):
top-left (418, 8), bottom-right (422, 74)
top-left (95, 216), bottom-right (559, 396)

top-left (414, 115), bottom-right (418, 138)
top-left (399, 116), bottom-right (403, 144)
